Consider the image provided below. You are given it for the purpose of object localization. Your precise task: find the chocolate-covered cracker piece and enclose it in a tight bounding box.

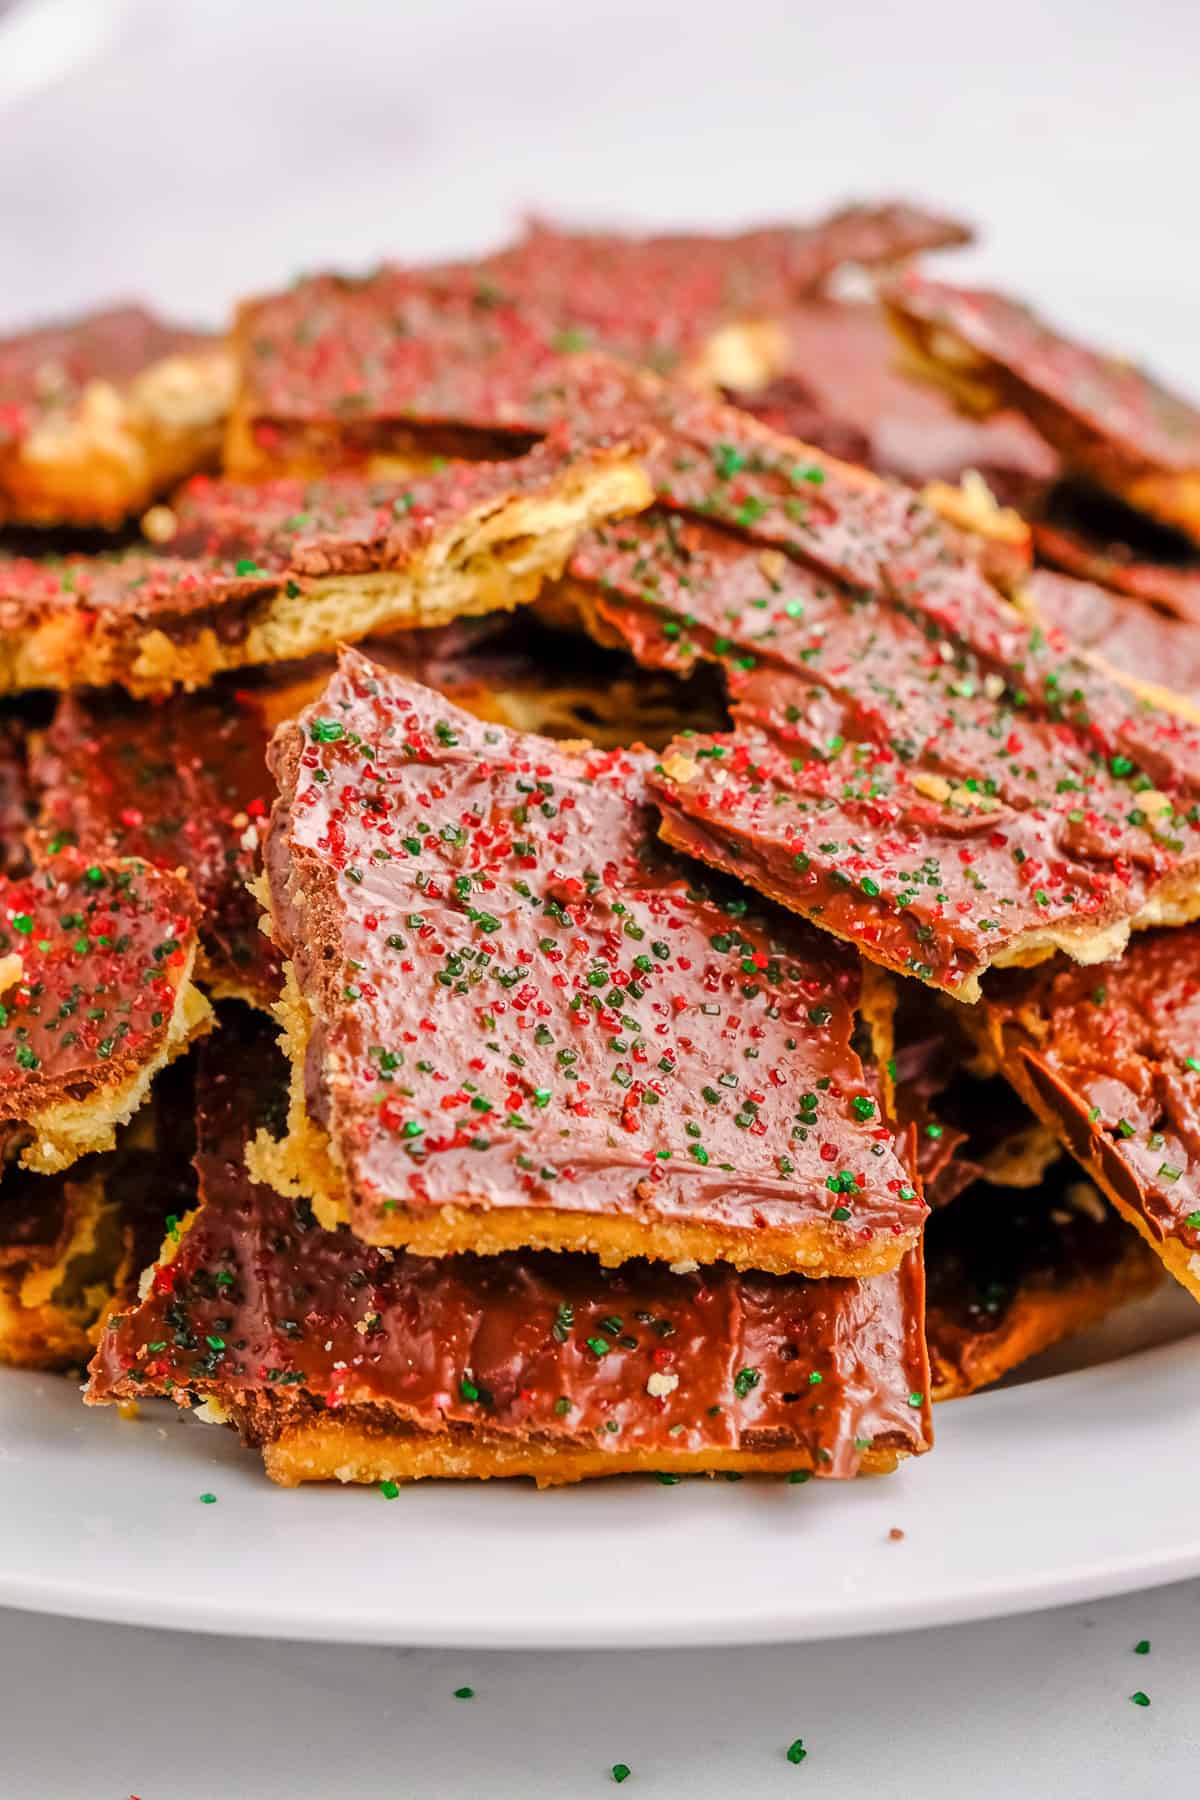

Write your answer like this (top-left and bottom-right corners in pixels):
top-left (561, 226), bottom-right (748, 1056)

top-left (560, 483), bottom-right (1200, 997)
top-left (0, 433), bottom-right (651, 696)
top-left (0, 846), bottom-right (210, 1173)
top-left (973, 925), bottom-right (1200, 1302)
top-left (0, 1062), bottom-right (196, 1370)
top-left (1031, 519), bottom-right (1200, 626)
top-left (255, 648), bottom-right (926, 1275)
top-left (0, 715), bottom-right (34, 876)
top-left (1024, 569), bottom-right (1200, 706)
top-left (739, 298), bottom-right (1057, 492)
top-left (881, 276), bottom-right (1200, 544)
top-left (925, 1171), bottom-right (1160, 1400)
top-left (226, 203), bottom-right (969, 478)
top-left (88, 1015), bottom-right (932, 1486)
top-left (0, 306), bottom-right (234, 528)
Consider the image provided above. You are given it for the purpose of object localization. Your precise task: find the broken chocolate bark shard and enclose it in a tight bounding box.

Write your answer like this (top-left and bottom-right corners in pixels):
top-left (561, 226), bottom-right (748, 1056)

top-left (226, 203), bottom-right (970, 477)
top-left (87, 1010), bottom-right (932, 1485)
top-left (881, 275), bottom-right (1200, 545)
top-left (0, 846), bottom-right (210, 1173)
top-left (0, 431), bottom-right (652, 696)
top-left (255, 646), bottom-right (926, 1275)
top-left (561, 491), bottom-right (1200, 997)
top-left (925, 1170), bottom-right (1160, 1399)
top-left (0, 304), bottom-right (234, 527)
top-left (973, 924), bottom-right (1200, 1304)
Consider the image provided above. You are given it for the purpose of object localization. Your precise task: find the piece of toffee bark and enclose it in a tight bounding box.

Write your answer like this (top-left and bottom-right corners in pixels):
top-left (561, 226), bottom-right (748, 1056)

top-left (560, 476), bottom-right (1200, 997)
top-left (924, 1170), bottom-right (1160, 1400)
top-left (737, 298), bottom-right (1058, 493)
top-left (254, 648), bottom-right (926, 1275)
top-left (881, 276), bottom-right (1200, 545)
top-left (31, 624), bottom-right (722, 1011)
top-left (0, 1061), bottom-right (195, 1370)
top-left (1031, 518), bottom-right (1200, 626)
top-left (0, 306), bottom-right (234, 528)
top-left (0, 432), bottom-right (652, 697)
top-left (0, 846), bottom-right (210, 1173)
top-left (969, 926), bottom-right (1200, 1305)
top-left (226, 203), bottom-right (969, 478)
top-left (88, 1013), bottom-right (932, 1486)
top-left (1023, 570), bottom-right (1200, 707)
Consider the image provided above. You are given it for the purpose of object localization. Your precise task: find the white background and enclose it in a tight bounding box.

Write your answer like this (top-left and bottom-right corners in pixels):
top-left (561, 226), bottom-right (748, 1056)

top-left (2, 2), bottom-right (1199, 1793)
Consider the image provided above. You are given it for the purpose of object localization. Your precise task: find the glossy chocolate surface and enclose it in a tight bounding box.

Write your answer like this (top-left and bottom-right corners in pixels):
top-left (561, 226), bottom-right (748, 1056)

top-left (985, 926), bottom-right (1200, 1253)
top-left (265, 649), bottom-right (925, 1251)
top-left (566, 495), bottom-right (1200, 993)
top-left (0, 437), bottom-right (625, 643)
top-left (883, 276), bottom-right (1200, 480)
top-left (0, 847), bottom-right (197, 1155)
top-left (1027, 569), bottom-right (1200, 704)
top-left (90, 1015), bottom-right (931, 1475)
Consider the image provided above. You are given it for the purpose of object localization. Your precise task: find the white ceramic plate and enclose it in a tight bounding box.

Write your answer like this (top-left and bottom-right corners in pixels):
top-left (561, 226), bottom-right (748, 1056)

top-left (0, 1282), bottom-right (1196, 1647)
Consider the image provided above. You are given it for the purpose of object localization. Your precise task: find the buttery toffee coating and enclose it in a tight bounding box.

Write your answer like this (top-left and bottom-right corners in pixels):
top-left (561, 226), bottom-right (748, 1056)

top-left (264, 648), bottom-right (926, 1262)
top-left (89, 1016), bottom-right (931, 1478)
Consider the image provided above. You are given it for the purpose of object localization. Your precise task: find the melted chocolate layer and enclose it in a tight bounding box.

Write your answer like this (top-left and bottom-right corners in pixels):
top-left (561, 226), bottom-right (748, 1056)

top-left (882, 276), bottom-right (1200, 530)
top-left (88, 1014), bottom-right (931, 1478)
top-left (565, 496), bottom-right (1200, 995)
top-left (265, 648), bottom-right (925, 1262)
top-left (1027, 570), bottom-right (1200, 705)
top-left (983, 927), bottom-right (1200, 1258)
top-left (0, 847), bottom-right (199, 1159)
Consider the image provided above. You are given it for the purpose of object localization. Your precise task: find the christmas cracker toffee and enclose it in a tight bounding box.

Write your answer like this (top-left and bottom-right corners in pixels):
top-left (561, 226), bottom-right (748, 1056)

top-left (0, 305), bottom-right (234, 528)
top-left (0, 847), bottom-right (210, 1173)
top-left (972, 926), bottom-right (1200, 1304)
top-left (881, 276), bottom-right (1200, 545)
top-left (0, 1064), bottom-right (195, 1371)
top-left (924, 1171), bottom-right (1160, 1401)
top-left (253, 648), bottom-right (927, 1276)
top-left (88, 1015), bottom-right (932, 1487)
top-left (0, 433), bottom-right (652, 697)
top-left (225, 202), bottom-right (969, 478)
top-left (1024, 569), bottom-right (1200, 708)
top-left (556, 455), bottom-right (1200, 997)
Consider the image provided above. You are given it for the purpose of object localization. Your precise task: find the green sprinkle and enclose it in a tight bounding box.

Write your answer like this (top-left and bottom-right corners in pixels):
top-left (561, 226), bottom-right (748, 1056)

top-left (611, 1764), bottom-right (632, 1785)
top-left (786, 1739), bottom-right (808, 1765)
top-left (908, 1392), bottom-right (924, 1408)
top-left (1134, 1640), bottom-right (1151, 1655)
top-left (788, 1470), bottom-right (812, 1484)
top-left (656, 1473), bottom-right (680, 1486)
top-left (453, 1686), bottom-right (475, 1699)
top-left (234, 558), bottom-right (259, 576)
top-left (309, 718), bottom-right (344, 743)
top-left (733, 1366), bottom-right (761, 1398)
top-left (198, 1492), bottom-right (217, 1505)
top-left (379, 1480), bottom-right (400, 1500)
top-left (1130, 1691), bottom-right (1150, 1707)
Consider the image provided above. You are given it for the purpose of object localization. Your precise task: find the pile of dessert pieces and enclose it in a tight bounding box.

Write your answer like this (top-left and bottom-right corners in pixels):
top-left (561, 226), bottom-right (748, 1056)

top-left (1, 197), bottom-right (1197, 1490)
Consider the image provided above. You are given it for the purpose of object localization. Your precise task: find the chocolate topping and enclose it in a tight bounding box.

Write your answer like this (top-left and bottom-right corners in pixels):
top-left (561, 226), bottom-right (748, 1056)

top-left (233, 203), bottom-right (970, 442)
top-left (982, 926), bottom-right (1200, 1259)
top-left (0, 306), bottom-right (212, 452)
top-left (564, 493), bottom-right (1200, 995)
top-left (1026, 569), bottom-right (1200, 705)
top-left (0, 436), bottom-right (633, 641)
top-left (0, 847), bottom-right (200, 1162)
top-left (881, 276), bottom-right (1200, 534)
top-left (742, 299), bottom-right (1057, 491)
top-left (88, 1013), bottom-right (931, 1478)
top-left (263, 648), bottom-right (925, 1268)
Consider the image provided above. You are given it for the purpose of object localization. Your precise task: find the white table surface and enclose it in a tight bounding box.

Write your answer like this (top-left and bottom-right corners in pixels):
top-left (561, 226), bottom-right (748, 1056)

top-left (2, 2), bottom-right (1199, 1793)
